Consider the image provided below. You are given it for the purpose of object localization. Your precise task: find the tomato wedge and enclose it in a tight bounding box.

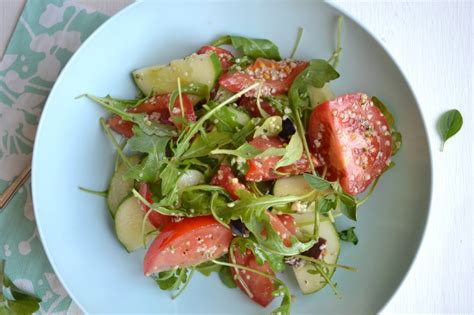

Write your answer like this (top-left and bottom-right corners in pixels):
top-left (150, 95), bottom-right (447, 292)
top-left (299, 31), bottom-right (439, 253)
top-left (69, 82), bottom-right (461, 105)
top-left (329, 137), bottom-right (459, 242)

top-left (138, 183), bottom-right (173, 229)
top-left (107, 114), bottom-right (134, 138)
top-left (276, 214), bottom-right (296, 235)
top-left (231, 247), bottom-right (275, 307)
top-left (144, 216), bottom-right (232, 275)
top-left (197, 45), bottom-right (234, 70)
top-left (239, 96), bottom-right (280, 117)
top-left (210, 164), bottom-right (246, 200)
top-left (307, 93), bottom-right (392, 195)
top-left (219, 58), bottom-right (307, 97)
top-left (108, 94), bottom-right (196, 137)
top-left (245, 136), bottom-right (318, 182)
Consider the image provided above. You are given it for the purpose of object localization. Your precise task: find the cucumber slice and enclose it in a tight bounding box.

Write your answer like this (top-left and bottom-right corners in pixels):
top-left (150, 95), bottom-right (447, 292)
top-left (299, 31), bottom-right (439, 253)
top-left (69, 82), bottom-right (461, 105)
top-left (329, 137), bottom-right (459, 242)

top-left (107, 156), bottom-right (141, 216)
top-left (309, 84), bottom-right (335, 108)
top-left (177, 169), bottom-right (205, 192)
top-left (133, 53), bottom-right (222, 96)
top-left (293, 220), bottom-right (340, 294)
top-left (115, 196), bottom-right (154, 252)
top-left (273, 175), bottom-right (313, 197)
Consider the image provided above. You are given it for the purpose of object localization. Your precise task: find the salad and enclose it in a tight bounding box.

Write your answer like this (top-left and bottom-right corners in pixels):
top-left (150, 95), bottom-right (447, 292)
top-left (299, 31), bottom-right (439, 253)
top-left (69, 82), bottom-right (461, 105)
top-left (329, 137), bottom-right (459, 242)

top-left (82, 20), bottom-right (402, 314)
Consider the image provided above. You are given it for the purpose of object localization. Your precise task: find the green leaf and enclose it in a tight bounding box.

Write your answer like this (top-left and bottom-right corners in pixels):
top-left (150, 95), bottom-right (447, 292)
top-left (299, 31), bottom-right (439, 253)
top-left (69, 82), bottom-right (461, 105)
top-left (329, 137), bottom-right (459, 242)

top-left (318, 195), bottom-right (337, 213)
top-left (372, 97), bottom-right (403, 156)
top-left (303, 173), bottom-right (332, 191)
top-left (180, 185), bottom-right (230, 216)
top-left (218, 266), bottom-right (237, 289)
top-left (338, 192), bottom-right (357, 221)
top-left (181, 131), bottom-right (233, 159)
top-left (254, 116), bottom-right (282, 138)
top-left (372, 96), bottom-right (395, 127)
top-left (338, 227), bottom-right (358, 245)
top-left (231, 117), bottom-right (261, 145)
top-left (438, 109), bottom-right (463, 151)
top-left (84, 94), bottom-right (176, 137)
top-left (391, 130), bottom-right (402, 156)
top-left (7, 299), bottom-right (40, 314)
top-left (275, 133), bottom-right (303, 169)
top-left (196, 261), bottom-right (222, 276)
top-left (265, 95), bottom-right (290, 114)
top-left (235, 237), bottom-right (285, 272)
top-left (125, 126), bottom-right (170, 182)
top-left (212, 35), bottom-right (281, 60)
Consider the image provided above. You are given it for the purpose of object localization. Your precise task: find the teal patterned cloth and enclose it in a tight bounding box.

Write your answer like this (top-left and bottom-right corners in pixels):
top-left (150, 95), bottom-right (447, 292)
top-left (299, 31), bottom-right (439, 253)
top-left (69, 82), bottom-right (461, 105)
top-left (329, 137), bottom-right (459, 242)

top-left (0, 1), bottom-right (109, 313)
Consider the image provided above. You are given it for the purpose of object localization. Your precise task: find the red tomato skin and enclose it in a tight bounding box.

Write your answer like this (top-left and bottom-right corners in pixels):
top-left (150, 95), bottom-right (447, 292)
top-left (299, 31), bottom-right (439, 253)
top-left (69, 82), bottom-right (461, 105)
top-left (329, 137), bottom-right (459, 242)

top-left (277, 214), bottom-right (297, 235)
top-left (210, 164), bottom-right (246, 200)
top-left (219, 59), bottom-right (307, 96)
top-left (107, 115), bottom-right (134, 138)
top-left (307, 93), bottom-right (392, 195)
top-left (138, 183), bottom-right (173, 229)
top-left (239, 96), bottom-right (280, 117)
top-left (231, 247), bottom-right (275, 307)
top-left (197, 45), bottom-right (234, 70)
top-left (245, 136), bottom-right (317, 182)
top-left (144, 216), bottom-right (232, 275)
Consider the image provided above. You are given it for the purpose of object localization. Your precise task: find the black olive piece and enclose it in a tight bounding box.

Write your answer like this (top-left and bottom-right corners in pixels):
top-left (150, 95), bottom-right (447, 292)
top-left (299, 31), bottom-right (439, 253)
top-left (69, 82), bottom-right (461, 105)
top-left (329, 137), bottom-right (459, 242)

top-left (303, 238), bottom-right (327, 260)
top-left (230, 220), bottom-right (249, 237)
top-left (279, 118), bottom-right (296, 140)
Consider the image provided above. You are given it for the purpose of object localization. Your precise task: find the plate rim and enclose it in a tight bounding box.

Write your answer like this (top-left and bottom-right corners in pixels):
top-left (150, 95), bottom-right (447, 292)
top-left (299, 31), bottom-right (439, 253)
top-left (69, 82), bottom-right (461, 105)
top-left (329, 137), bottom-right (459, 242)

top-left (31, 0), bottom-right (434, 313)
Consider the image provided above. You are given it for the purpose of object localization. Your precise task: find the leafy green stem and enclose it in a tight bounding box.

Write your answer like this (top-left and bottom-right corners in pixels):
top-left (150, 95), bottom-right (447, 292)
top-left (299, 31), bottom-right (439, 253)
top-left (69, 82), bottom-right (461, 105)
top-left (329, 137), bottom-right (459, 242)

top-left (315, 264), bottom-right (341, 298)
top-left (295, 255), bottom-right (358, 272)
top-left (290, 27), bottom-right (304, 59)
top-left (171, 267), bottom-right (195, 299)
top-left (327, 16), bottom-right (343, 68)
top-left (100, 117), bottom-right (131, 168)
top-left (78, 186), bottom-right (108, 197)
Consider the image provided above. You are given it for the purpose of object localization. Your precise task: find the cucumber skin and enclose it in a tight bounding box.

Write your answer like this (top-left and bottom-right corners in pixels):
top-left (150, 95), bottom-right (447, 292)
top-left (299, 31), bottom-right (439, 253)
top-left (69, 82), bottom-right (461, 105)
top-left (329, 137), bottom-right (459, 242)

top-left (107, 156), bottom-right (140, 217)
top-left (114, 195), bottom-right (154, 253)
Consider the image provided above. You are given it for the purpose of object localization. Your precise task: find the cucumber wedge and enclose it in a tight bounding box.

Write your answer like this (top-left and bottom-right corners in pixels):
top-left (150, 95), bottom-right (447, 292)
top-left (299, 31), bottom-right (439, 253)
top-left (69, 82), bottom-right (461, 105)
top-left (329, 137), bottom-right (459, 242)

top-left (177, 169), bottom-right (205, 192)
top-left (293, 220), bottom-right (340, 294)
top-left (133, 52), bottom-right (222, 95)
top-left (107, 156), bottom-right (140, 217)
top-left (115, 196), bottom-right (154, 252)
top-left (309, 84), bottom-right (335, 108)
top-left (273, 175), bottom-right (313, 197)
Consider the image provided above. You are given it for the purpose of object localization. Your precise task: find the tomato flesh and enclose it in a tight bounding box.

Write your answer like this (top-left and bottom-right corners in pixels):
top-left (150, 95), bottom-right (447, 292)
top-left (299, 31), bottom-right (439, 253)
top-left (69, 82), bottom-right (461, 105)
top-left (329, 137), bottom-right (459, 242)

top-left (210, 164), bottom-right (246, 200)
top-left (219, 58), bottom-right (307, 97)
top-left (138, 183), bottom-right (173, 229)
top-left (245, 136), bottom-right (317, 182)
top-left (107, 115), bottom-right (134, 138)
top-left (144, 216), bottom-right (232, 275)
top-left (197, 45), bottom-right (234, 70)
top-left (307, 93), bottom-right (392, 195)
top-left (239, 96), bottom-right (280, 117)
top-left (231, 247), bottom-right (275, 307)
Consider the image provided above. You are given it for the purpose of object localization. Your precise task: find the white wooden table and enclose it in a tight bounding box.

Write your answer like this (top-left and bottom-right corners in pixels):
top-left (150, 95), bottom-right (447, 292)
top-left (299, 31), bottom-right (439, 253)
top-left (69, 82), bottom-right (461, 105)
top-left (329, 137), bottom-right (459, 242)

top-left (1, 1), bottom-right (472, 313)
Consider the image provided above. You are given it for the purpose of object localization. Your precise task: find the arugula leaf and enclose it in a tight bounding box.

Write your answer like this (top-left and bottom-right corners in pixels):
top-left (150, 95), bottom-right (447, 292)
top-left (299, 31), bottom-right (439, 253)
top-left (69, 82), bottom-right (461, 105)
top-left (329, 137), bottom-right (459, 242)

top-left (304, 173), bottom-right (332, 191)
top-left (181, 131), bottom-right (233, 159)
top-left (196, 261), bottom-right (222, 277)
top-left (338, 192), bottom-right (357, 221)
top-left (372, 96), bottom-right (403, 156)
top-left (124, 126), bottom-right (170, 182)
top-left (218, 266), bottom-right (237, 289)
top-left (290, 27), bottom-right (304, 59)
top-left (84, 94), bottom-right (176, 137)
top-left (158, 162), bottom-right (181, 206)
top-left (270, 283), bottom-right (292, 315)
top-left (205, 102), bottom-right (249, 132)
top-left (212, 35), bottom-right (281, 60)
top-left (0, 260), bottom-right (41, 315)
top-left (229, 55), bottom-right (254, 72)
top-left (180, 185), bottom-right (230, 216)
top-left (327, 16), bottom-right (343, 68)
top-left (318, 194), bottom-right (337, 213)
top-left (437, 109), bottom-right (463, 151)
top-left (235, 237), bottom-right (285, 272)
top-left (175, 82), bottom-right (260, 157)
top-left (338, 227), bottom-right (358, 245)
top-left (254, 116), bottom-right (282, 138)
top-left (232, 117), bottom-right (262, 146)
top-left (275, 133), bottom-right (303, 169)
top-left (211, 142), bottom-right (286, 160)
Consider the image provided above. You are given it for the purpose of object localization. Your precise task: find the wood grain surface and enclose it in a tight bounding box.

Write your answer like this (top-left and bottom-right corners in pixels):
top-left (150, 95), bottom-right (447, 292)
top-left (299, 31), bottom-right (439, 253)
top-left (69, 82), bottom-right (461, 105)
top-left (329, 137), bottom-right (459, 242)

top-left (1, 1), bottom-right (472, 313)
